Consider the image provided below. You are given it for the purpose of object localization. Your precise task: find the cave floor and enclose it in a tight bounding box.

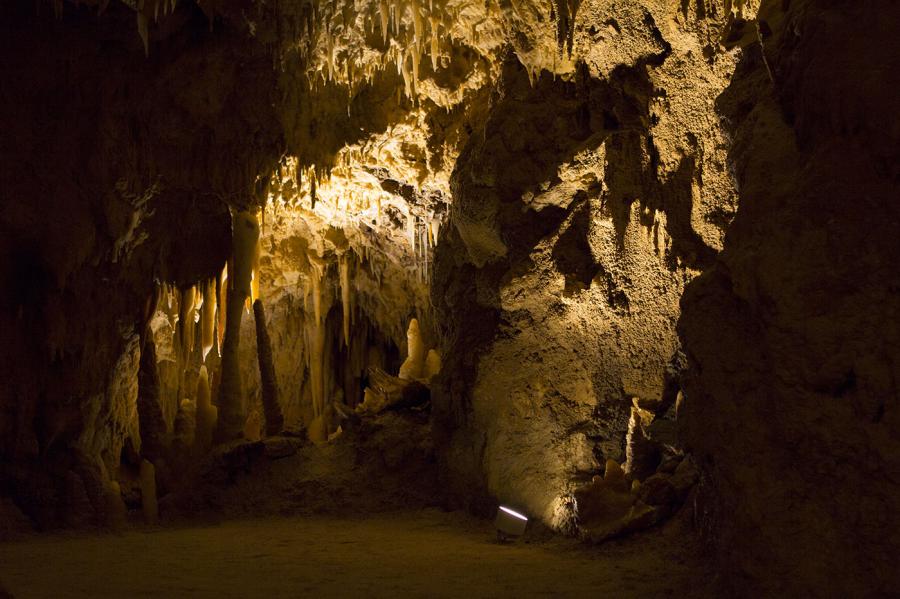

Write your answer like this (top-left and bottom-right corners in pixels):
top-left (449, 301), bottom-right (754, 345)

top-left (0, 509), bottom-right (713, 598)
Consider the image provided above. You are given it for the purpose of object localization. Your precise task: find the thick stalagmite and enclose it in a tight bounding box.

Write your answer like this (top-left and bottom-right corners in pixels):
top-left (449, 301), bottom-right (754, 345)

top-left (398, 318), bottom-right (425, 380)
top-left (194, 366), bottom-right (217, 456)
top-left (137, 337), bottom-right (167, 462)
top-left (216, 210), bottom-right (260, 443)
top-left (253, 299), bottom-right (284, 436)
top-left (139, 459), bottom-right (158, 525)
top-left (339, 253), bottom-right (351, 348)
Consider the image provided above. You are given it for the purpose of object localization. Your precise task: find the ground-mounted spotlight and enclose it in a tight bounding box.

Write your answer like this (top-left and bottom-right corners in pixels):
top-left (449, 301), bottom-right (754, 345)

top-left (494, 505), bottom-right (528, 542)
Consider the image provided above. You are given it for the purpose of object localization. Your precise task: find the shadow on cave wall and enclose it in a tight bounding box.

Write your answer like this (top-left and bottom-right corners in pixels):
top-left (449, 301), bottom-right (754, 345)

top-left (431, 50), bottom-right (721, 513)
top-left (678, 1), bottom-right (900, 594)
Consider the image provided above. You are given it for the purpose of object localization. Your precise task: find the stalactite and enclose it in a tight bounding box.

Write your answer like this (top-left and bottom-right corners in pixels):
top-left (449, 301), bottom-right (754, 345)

top-left (200, 279), bottom-right (216, 361)
top-left (215, 210), bottom-right (259, 443)
top-left (411, 45), bottom-right (420, 97)
top-left (178, 285), bottom-right (197, 359)
top-left (412, 0), bottom-right (423, 50)
top-left (253, 299), bottom-right (284, 436)
top-left (401, 52), bottom-right (412, 99)
top-left (380, 0), bottom-right (389, 43)
top-left (217, 264), bottom-right (228, 356)
top-left (430, 15), bottom-right (439, 70)
top-left (325, 28), bottom-right (335, 82)
top-left (407, 212), bottom-right (416, 252)
top-left (137, 12), bottom-right (149, 57)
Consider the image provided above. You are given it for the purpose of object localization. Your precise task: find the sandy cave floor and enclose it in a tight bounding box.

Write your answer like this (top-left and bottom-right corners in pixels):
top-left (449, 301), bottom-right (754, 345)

top-left (0, 509), bottom-right (714, 598)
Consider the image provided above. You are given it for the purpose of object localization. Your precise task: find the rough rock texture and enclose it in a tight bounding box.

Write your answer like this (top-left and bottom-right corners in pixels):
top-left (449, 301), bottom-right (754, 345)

top-left (2, 0), bottom-right (898, 594)
top-left (678, 1), bottom-right (900, 595)
top-left (431, 2), bottom-right (739, 524)
top-left (171, 411), bottom-right (438, 519)
top-left (0, 0), bottom-right (281, 527)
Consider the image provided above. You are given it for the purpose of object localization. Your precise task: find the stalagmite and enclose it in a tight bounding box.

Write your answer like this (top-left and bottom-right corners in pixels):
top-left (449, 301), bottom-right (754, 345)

top-left (424, 349), bottom-right (441, 380)
top-left (194, 366), bottom-right (217, 456)
top-left (216, 210), bottom-right (259, 443)
top-left (243, 410), bottom-right (262, 442)
top-left (231, 211), bottom-right (259, 297)
top-left (625, 399), bottom-right (658, 479)
top-left (140, 460), bottom-right (158, 525)
top-left (137, 337), bottom-right (167, 462)
top-left (253, 299), bottom-right (284, 436)
top-left (307, 317), bottom-right (327, 418)
top-left (398, 318), bottom-right (426, 380)
top-left (173, 398), bottom-right (197, 455)
top-left (200, 279), bottom-right (216, 361)
top-left (308, 250), bottom-right (327, 323)
top-left (339, 253), bottom-right (351, 347)
top-left (179, 285), bottom-right (197, 359)
top-left (104, 481), bottom-right (126, 530)
top-left (429, 217), bottom-right (440, 245)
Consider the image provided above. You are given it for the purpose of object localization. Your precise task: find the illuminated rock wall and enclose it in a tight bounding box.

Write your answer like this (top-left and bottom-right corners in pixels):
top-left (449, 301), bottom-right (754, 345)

top-left (1, 1), bottom-right (898, 594)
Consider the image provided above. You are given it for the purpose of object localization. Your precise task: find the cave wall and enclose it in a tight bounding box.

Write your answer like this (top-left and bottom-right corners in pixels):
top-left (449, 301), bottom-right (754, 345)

top-left (678, 0), bottom-right (900, 595)
top-left (431, 0), bottom-right (741, 521)
top-left (2, 1), bottom-right (898, 594)
top-left (0, 0), bottom-right (281, 527)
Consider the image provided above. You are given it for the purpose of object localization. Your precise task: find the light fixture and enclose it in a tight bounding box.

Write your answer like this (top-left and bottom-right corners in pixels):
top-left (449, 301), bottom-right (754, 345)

top-left (494, 505), bottom-right (528, 542)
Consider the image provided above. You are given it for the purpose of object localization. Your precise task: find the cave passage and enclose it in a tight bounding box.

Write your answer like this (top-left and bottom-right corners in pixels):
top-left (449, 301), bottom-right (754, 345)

top-left (1, 0), bottom-right (898, 596)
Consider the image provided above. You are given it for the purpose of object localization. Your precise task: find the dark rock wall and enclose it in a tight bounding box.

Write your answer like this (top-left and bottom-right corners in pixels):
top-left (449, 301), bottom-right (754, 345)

top-left (678, 1), bottom-right (900, 595)
top-left (0, 0), bottom-right (280, 527)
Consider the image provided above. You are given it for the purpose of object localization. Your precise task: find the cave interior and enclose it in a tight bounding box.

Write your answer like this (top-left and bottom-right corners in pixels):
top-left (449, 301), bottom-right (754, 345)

top-left (0, 0), bottom-right (898, 596)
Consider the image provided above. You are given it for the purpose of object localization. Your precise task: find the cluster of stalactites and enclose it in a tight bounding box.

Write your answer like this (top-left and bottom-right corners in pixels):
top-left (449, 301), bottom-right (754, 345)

top-left (268, 155), bottom-right (444, 287)
top-left (149, 208), bottom-right (264, 439)
top-left (297, 0), bottom-right (457, 102)
top-left (406, 208), bottom-right (441, 283)
top-left (157, 279), bottom-right (219, 363)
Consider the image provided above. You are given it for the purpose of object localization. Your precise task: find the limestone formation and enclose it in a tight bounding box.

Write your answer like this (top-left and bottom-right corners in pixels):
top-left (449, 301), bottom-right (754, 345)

top-left (253, 299), bottom-right (284, 436)
top-left (140, 459), bottom-right (158, 525)
top-left (0, 0), bottom-right (896, 594)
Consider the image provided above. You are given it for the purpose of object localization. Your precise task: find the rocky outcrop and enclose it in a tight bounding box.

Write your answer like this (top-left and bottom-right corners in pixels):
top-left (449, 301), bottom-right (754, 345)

top-left (678, 1), bottom-right (900, 595)
top-left (431, 1), bottom-right (739, 524)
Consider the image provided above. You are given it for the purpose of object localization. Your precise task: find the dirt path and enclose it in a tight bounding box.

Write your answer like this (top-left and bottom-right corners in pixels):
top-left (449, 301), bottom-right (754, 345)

top-left (0, 509), bottom-right (713, 598)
